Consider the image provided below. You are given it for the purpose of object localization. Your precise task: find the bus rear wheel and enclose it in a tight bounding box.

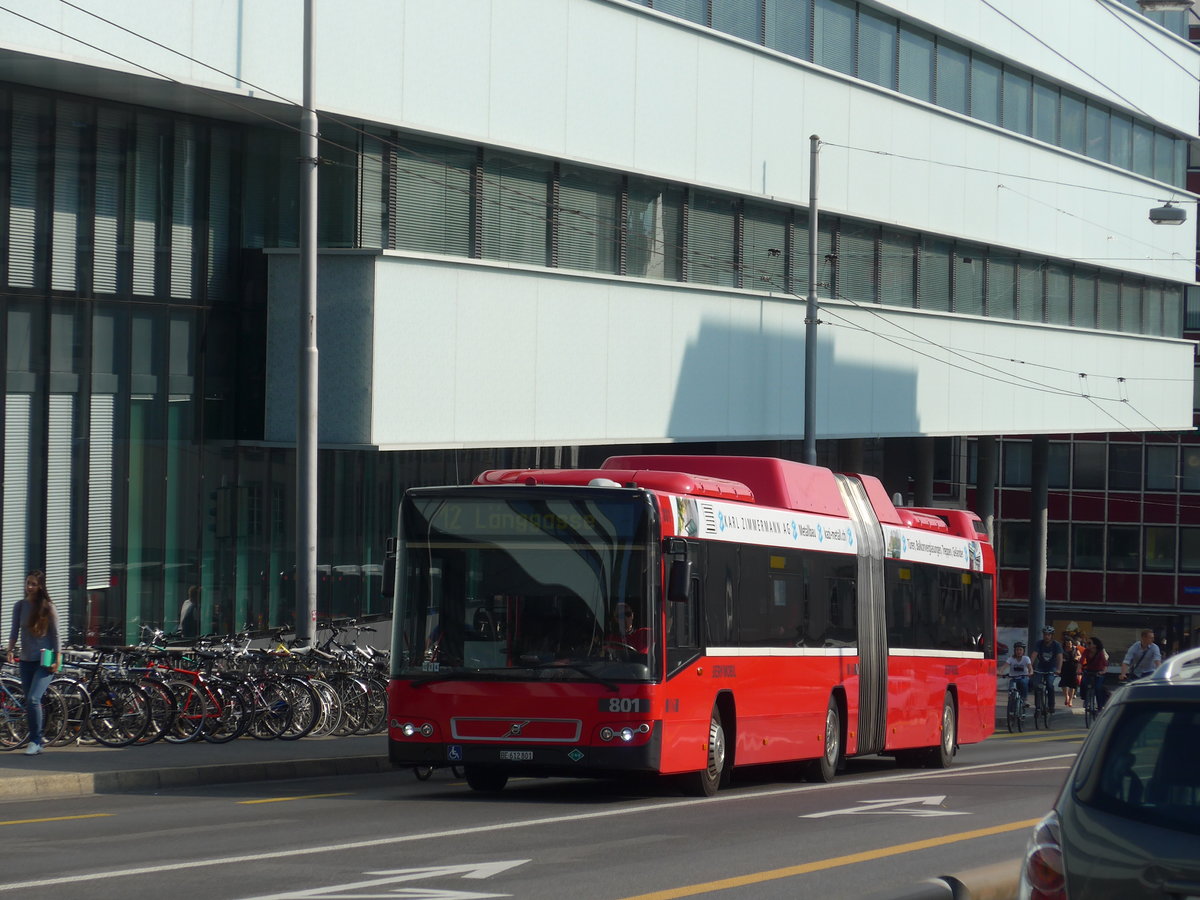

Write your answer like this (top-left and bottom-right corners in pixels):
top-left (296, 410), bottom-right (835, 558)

top-left (464, 767), bottom-right (508, 792)
top-left (682, 708), bottom-right (727, 797)
top-left (806, 696), bottom-right (841, 783)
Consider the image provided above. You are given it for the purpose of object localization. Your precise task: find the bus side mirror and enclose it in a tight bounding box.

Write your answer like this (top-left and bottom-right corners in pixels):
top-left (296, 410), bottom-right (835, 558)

top-left (667, 558), bottom-right (692, 604)
top-left (381, 537), bottom-right (396, 600)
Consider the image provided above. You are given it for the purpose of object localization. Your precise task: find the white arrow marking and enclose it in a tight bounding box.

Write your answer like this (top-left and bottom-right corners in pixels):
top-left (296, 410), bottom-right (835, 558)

top-left (800, 795), bottom-right (968, 818)
top-left (239, 860), bottom-right (529, 900)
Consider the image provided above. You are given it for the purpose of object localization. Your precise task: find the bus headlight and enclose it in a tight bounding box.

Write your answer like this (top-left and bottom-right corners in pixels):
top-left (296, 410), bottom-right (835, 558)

top-left (402, 722), bottom-right (417, 737)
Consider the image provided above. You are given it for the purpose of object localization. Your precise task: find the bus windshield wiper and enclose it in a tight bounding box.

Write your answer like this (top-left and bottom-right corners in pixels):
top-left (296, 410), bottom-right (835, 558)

top-left (526, 661), bottom-right (620, 692)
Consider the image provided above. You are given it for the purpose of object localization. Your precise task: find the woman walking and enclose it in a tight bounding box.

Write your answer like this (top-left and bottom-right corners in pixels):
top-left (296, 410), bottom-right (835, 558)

top-left (4, 571), bottom-right (61, 755)
top-left (1060, 637), bottom-right (1081, 707)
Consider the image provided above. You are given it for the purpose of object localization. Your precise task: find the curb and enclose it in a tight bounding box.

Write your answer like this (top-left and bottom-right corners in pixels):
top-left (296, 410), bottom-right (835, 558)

top-left (0, 755), bottom-right (392, 801)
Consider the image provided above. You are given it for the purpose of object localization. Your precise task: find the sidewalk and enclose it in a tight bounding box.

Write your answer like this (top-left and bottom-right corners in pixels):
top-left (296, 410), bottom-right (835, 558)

top-left (0, 732), bottom-right (390, 801)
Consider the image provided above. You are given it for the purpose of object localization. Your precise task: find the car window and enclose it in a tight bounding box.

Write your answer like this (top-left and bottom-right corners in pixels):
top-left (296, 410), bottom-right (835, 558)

top-left (1086, 703), bottom-right (1200, 835)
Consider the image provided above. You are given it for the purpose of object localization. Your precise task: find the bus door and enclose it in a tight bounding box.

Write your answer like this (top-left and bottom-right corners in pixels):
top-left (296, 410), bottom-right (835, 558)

top-left (834, 475), bottom-right (887, 755)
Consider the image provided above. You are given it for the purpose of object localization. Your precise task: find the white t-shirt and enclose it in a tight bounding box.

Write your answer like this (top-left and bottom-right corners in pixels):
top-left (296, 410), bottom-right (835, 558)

top-left (1006, 655), bottom-right (1032, 677)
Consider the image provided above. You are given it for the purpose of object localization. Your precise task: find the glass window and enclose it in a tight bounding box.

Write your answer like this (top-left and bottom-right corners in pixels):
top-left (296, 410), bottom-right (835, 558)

top-left (794, 210), bottom-right (836, 300)
top-left (879, 227), bottom-right (916, 307)
top-left (1122, 281), bottom-right (1144, 334)
top-left (52, 100), bottom-right (86, 295)
top-left (1164, 286), bottom-right (1183, 338)
top-left (712, 0), bottom-right (762, 43)
top-left (1109, 444), bottom-right (1142, 492)
top-left (1145, 527), bottom-right (1176, 572)
top-left (1044, 263), bottom-right (1071, 326)
top-left (898, 25), bottom-right (935, 103)
top-left (1003, 441), bottom-right (1031, 487)
top-left (1107, 526), bottom-right (1140, 571)
top-left (1017, 259), bottom-right (1043, 323)
top-left (481, 152), bottom-right (551, 267)
top-left (970, 54), bottom-right (1001, 125)
top-left (1181, 528), bottom-right (1200, 573)
top-left (1073, 270), bottom-right (1097, 329)
top-left (954, 244), bottom-right (985, 316)
top-left (393, 138), bottom-right (473, 258)
top-left (1048, 523), bottom-right (1069, 569)
top-left (814, 0), bottom-right (856, 77)
top-left (839, 219), bottom-right (879, 303)
top-left (1146, 444), bottom-right (1178, 491)
top-left (133, 114), bottom-right (167, 297)
top-left (1048, 442), bottom-right (1070, 488)
top-left (1182, 446), bottom-right (1200, 492)
top-left (919, 237), bottom-right (952, 311)
top-left (1073, 443), bottom-right (1106, 490)
top-left (1097, 275), bottom-right (1120, 331)
top-left (1000, 521), bottom-right (1030, 568)
top-left (1060, 90), bottom-right (1085, 154)
top-left (1110, 114), bottom-right (1133, 170)
top-left (686, 191), bottom-right (738, 287)
top-left (742, 202), bottom-right (789, 293)
top-left (857, 7), bottom-right (897, 89)
top-left (1073, 524), bottom-right (1104, 569)
top-left (1032, 79), bottom-right (1058, 145)
top-left (1085, 102), bottom-right (1109, 161)
top-left (1002, 68), bottom-right (1032, 136)
top-left (1133, 122), bottom-right (1154, 178)
top-left (987, 254), bottom-right (1018, 320)
top-left (1154, 131), bottom-right (1176, 185)
top-left (766, 0), bottom-right (812, 61)
top-left (935, 41), bottom-right (969, 114)
top-left (627, 178), bottom-right (683, 281)
top-left (557, 165), bottom-right (620, 274)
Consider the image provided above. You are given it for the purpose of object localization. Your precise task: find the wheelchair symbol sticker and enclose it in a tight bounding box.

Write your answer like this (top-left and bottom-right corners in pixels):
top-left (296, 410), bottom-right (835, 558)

top-left (447, 744), bottom-right (463, 761)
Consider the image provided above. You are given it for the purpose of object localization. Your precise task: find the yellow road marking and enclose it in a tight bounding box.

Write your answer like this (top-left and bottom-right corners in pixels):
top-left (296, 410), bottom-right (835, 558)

top-left (618, 818), bottom-right (1041, 900)
top-left (238, 792), bottom-right (352, 805)
top-left (0, 813), bottom-right (112, 827)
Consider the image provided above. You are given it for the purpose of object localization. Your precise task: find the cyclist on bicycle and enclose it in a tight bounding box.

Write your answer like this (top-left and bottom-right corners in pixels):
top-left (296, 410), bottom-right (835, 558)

top-left (1031, 626), bottom-right (1063, 714)
top-left (1003, 641), bottom-right (1032, 712)
top-left (1080, 635), bottom-right (1109, 710)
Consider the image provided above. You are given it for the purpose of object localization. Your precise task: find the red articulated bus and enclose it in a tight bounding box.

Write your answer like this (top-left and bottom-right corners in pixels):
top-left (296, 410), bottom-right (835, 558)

top-left (386, 455), bottom-right (996, 795)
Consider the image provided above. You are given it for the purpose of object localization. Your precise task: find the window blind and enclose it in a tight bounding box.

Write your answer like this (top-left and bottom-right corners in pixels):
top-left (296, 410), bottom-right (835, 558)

top-left (898, 26), bottom-right (934, 102)
top-left (857, 7), bottom-right (896, 89)
top-left (52, 101), bottom-right (84, 293)
top-left (46, 394), bottom-right (73, 631)
top-left (711, 0), bottom-right (762, 43)
top-left (1001, 69), bottom-right (1031, 136)
top-left (481, 152), bottom-right (551, 267)
top-left (1059, 91), bottom-right (1085, 155)
top-left (627, 179), bottom-right (683, 281)
top-left (207, 128), bottom-right (233, 300)
top-left (1085, 102), bottom-right (1108, 161)
top-left (558, 165), bottom-right (620, 274)
top-left (8, 93), bottom-right (40, 289)
top-left (814, 0), bottom-right (856, 77)
top-left (1120, 283), bottom-right (1143, 334)
top-left (838, 219), bottom-right (878, 303)
top-left (685, 191), bottom-right (738, 287)
top-left (2, 394), bottom-right (32, 643)
top-left (87, 393), bottom-right (115, 591)
top-left (879, 227), bottom-right (916, 307)
top-left (970, 56), bottom-right (1001, 125)
top-left (1097, 275), bottom-right (1120, 331)
top-left (393, 139), bottom-right (473, 257)
top-left (1044, 263), bottom-right (1071, 326)
top-left (953, 244), bottom-right (985, 316)
top-left (935, 41), bottom-right (968, 114)
top-left (94, 108), bottom-right (123, 293)
top-left (132, 115), bottom-right (162, 296)
top-left (742, 202), bottom-right (788, 293)
top-left (653, 0), bottom-right (706, 25)
top-left (1072, 271), bottom-right (1096, 329)
top-left (358, 131), bottom-right (386, 249)
top-left (766, 0), bottom-right (811, 60)
top-left (171, 120), bottom-right (195, 299)
top-left (1164, 285), bottom-right (1183, 337)
top-left (918, 237), bottom-right (951, 311)
top-left (1016, 261), bottom-right (1044, 323)
top-left (794, 211), bottom-right (835, 299)
top-left (986, 256), bottom-right (1017, 320)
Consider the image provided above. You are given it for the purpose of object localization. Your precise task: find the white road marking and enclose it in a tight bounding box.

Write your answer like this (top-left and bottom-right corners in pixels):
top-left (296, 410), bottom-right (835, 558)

top-left (801, 795), bottom-right (968, 818)
top-left (240, 861), bottom-right (526, 900)
top-left (0, 753), bottom-right (1077, 892)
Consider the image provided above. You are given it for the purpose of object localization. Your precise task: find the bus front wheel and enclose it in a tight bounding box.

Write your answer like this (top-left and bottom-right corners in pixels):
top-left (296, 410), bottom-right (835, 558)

top-left (682, 708), bottom-right (727, 797)
top-left (927, 694), bottom-right (956, 769)
top-left (806, 696), bottom-right (841, 783)
top-left (464, 767), bottom-right (508, 792)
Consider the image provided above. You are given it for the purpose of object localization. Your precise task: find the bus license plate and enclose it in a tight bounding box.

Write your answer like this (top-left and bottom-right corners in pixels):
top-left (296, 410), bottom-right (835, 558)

top-left (499, 750), bottom-right (533, 761)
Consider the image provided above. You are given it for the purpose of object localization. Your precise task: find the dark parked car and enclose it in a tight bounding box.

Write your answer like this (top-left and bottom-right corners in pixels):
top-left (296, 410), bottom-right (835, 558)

top-left (1018, 646), bottom-right (1200, 899)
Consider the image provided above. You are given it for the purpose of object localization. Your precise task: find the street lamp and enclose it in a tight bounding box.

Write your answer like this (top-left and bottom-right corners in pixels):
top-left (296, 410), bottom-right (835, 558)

top-left (1149, 201), bottom-right (1188, 225)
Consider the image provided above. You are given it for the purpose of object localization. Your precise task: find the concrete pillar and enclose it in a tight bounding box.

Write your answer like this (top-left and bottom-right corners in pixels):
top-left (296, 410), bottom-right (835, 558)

top-left (975, 436), bottom-right (997, 543)
top-left (1028, 435), bottom-right (1049, 648)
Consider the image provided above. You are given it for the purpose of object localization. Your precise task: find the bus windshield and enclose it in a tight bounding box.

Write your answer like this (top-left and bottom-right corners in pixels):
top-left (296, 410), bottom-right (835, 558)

top-left (395, 490), bottom-right (656, 683)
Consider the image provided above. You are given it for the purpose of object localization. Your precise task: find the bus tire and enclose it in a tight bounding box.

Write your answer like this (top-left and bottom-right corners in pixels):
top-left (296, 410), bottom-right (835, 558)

top-left (464, 767), bottom-right (508, 792)
top-left (807, 696), bottom-right (841, 783)
top-left (682, 707), bottom-right (727, 797)
top-left (927, 693), bottom-right (956, 769)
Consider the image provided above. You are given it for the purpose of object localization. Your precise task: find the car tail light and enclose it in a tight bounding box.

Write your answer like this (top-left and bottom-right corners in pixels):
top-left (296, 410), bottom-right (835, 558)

top-left (1018, 811), bottom-right (1066, 900)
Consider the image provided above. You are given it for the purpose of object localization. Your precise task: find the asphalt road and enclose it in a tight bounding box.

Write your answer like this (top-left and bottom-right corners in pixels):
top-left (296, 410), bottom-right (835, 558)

top-left (0, 722), bottom-right (1084, 900)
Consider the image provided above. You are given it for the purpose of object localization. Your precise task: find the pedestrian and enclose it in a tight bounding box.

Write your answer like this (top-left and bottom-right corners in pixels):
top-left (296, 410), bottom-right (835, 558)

top-left (1119, 629), bottom-right (1162, 683)
top-left (179, 584), bottom-right (200, 640)
top-left (1060, 637), bottom-right (1080, 708)
top-left (4, 570), bottom-right (61, 755)
top-left (1031, 626), bottom-right (1063, 714)
top-left (1080, 636), bottom-right (1109, 710)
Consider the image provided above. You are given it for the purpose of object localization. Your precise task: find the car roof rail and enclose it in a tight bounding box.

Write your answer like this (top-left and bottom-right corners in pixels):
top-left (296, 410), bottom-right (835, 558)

top-left (1149, 646), bottom-right (1200, 683)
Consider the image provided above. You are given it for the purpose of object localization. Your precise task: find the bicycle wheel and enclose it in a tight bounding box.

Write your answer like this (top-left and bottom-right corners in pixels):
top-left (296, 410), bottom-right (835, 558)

top-left (39, 684), bottom-right (69, 747)
top-left (1041, 686), bottom-right (1054, 729)
top-left (48, 676), bottom-right (91, 747)
top-left (87, 679), bottom-right (150, 747)
top-left (277, 678), bottom-right (319, 741)
top-left (248, 679), bottom-right (291, 740)
top-left (135, 677), bottom-right (177, 745)
top-left (358, 675), bottom-right (388, 735)
top-left (163, 680), bottom-right (208, 743)
top-left (1006, 693), bottom-right (1017, 734)
top-left (202, 683), bottom-right (250, 744)
top-left (0, 679), bottom-right (30, 749)
top-left (327, 674), bottom-right (370, 737)
top-left (307, 678), bottom-right (342, 737)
